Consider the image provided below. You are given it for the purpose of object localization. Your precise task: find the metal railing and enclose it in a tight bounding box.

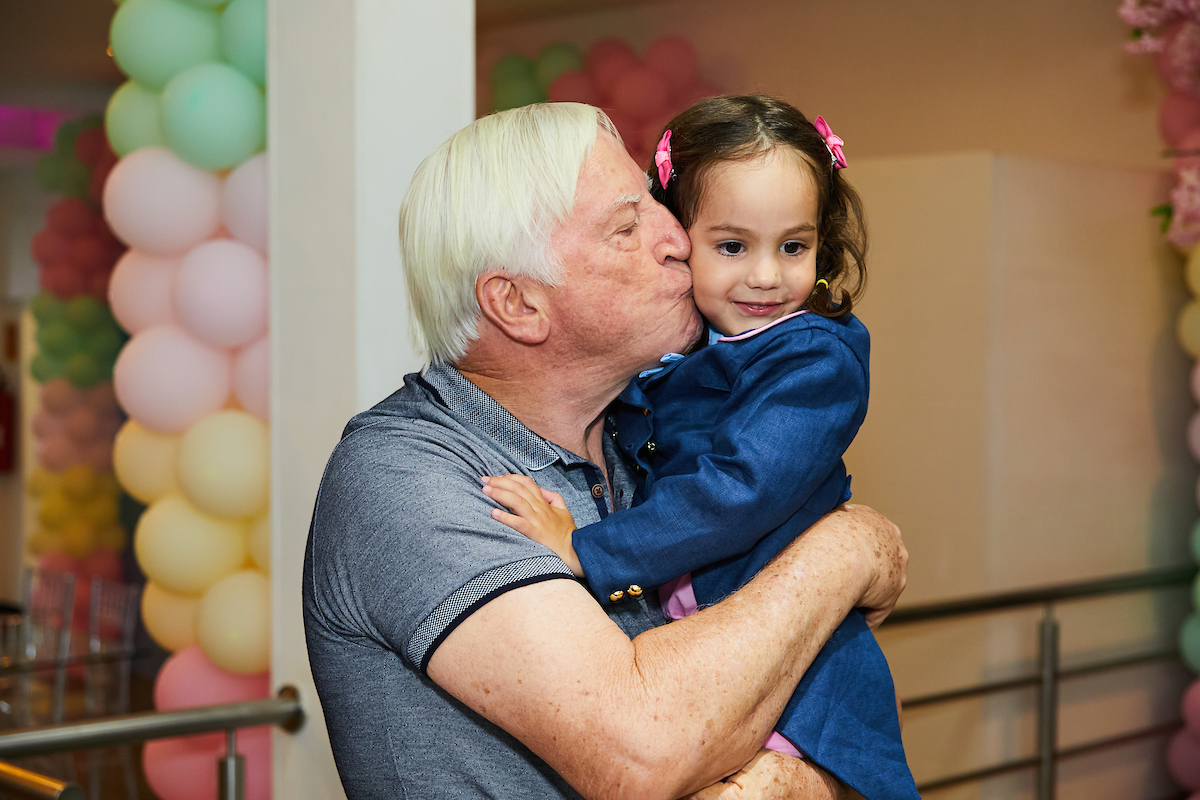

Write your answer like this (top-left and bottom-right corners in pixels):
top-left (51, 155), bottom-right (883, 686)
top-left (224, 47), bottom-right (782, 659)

top-left (0, 686), bottom-right (303, 799)
top-left (882, 565), bottom-right (1197, 799)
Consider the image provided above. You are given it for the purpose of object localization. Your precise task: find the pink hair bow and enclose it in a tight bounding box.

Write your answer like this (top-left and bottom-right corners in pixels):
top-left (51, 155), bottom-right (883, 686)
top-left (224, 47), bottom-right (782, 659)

top-left (655, 130), bottom-right (673, 189)
top-left (813, 115), bottom-right (846, 169)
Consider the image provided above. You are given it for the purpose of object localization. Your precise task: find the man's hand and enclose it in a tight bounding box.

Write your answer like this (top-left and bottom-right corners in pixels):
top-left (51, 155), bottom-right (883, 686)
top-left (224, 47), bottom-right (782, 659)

top-left (683, 751), bottom-right (864, 800)
top-left (820, 504), bottom-right (907, 629)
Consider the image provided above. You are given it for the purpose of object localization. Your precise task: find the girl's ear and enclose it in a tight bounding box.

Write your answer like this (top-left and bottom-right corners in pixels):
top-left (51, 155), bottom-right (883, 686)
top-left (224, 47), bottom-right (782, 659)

top-left (475, 271), bottom-right (551, 345)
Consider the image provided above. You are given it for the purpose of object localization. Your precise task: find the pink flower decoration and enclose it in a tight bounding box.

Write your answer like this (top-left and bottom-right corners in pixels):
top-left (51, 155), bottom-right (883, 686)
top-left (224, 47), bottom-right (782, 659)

top-left (655, 130), bottom-right (673, 189)
top-left (814, 115), bottom-right (847, 170)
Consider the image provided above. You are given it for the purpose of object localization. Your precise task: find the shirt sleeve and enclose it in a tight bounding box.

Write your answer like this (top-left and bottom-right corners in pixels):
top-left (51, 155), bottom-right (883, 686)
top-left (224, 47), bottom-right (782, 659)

top-left (573, 323), bottom-right (869, 604)
top-left (304, 419), bottom-right (575, 674)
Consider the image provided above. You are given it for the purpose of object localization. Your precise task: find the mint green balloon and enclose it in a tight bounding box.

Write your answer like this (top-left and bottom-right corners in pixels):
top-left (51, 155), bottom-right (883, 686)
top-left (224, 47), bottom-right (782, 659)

top-left (492, 55), bottom-right (536, 88)
top-left (492, 78), bottom-right (545, 113)
top-left (106, 81), bottom-right (166, 156)
top-left (162, 62), bottom-right (265, 169)
top-left (110, 0), bottom-right (221, 90)
top-left (221, 0), bottom-right (266, 85)
top-left (536, 43), bottom-right (583, 91)
top-left (1183, 615), bottom-right (1200, 673)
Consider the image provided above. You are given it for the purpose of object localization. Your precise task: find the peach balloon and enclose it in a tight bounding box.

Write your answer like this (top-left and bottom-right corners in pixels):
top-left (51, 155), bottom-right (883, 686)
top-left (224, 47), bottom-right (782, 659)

top-left (108, 250), bottom-right (180, 335)
top-left (155, 645), bottom-right (268, 710)
top-left (222, 153), bottom-right (268, 253)
top-left (102, 147), bottom-right (221, 257)
top-left (177, 410), bottom-right (269, 519)
top-left (134, 495), bottom-right (246, 595)
top-left (143, 727), bottom-right (270, 800)
top-left (40, 379), bottom-right (81, 414)
top-left (196, 569), bottom-right (270, 674)
top-left (142, 583), bottom-right (200, 653)
top-left (233, 336), bottom-right (268, 421)
top-left (113, 326), bottom-right (232, 434)
top-left (174, 239), bottom-right (268, 349)
top-left (113, 420), bottom-right (180, 504)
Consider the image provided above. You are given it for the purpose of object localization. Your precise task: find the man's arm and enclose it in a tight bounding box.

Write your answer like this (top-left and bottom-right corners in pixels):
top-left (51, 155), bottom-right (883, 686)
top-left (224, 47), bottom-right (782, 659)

top-left (686, 750), bottom-right (865, 800)
top-left (427, 504), bottom-right (905, 800)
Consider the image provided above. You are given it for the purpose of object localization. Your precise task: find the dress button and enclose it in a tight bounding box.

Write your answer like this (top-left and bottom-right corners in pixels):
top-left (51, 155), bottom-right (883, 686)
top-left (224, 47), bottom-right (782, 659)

top-left (610, 429), bottom-right (618, 439)
top-left (609, 590), bottom-right (625, 602)
top-left (627, 585), bottom-right (643, 598)
top-left (590, 484), bottom-right (605, 498)
top-left (645, 441), bottom-right (656, 453)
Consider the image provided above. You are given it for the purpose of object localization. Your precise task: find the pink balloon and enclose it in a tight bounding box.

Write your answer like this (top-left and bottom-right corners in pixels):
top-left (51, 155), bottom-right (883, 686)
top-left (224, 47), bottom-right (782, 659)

top-left (64, 406), bottom-right (101, 442)
top-left (143, 728), bottom-right (270, 800)
top-left (113, 326), bottom-right (232, 435)
top-left (1162, 93), bottom-right (1200, 149)
top-left (31, 410), bottom-right (65, 439)
top-left (234, 336), bottom-right (269, 421)
top-left (83, 440), bottom-right (113, 473)
top-left (155, 646), bottom-right (270, 711)
top-left (1178, 128), bottom-right (1200, 173)
top-left (222, 154), bottom-right (268, 254)
top-left (644, 36), bottom-right (698, 97)
top-left (81, 549), bottom-right (123, 582)
top-left (39, 551), bottom-right (81, 574)
top-left (84, 382), bottom-right (120, 416)
top-left (611, 65), bottom-right (671, 124)
top-left (1169, 729), bottom-right (1200, 790)
top-left (108, 250), bottom-right (180, 335)
top-left (174, 239), bottom-right (268, 349)
top-left (41, 379), bottom-right (81, 414)
top-left (676, 81), bottom-right (723, 108)
top-left (102, 148), bottom-right (221, 257)
top-left (548, 71), bottom-right (602, 106)
top-left (586, 38), bottom-right (638, 98)
top-left (39, 434), bottom-right (82, 472)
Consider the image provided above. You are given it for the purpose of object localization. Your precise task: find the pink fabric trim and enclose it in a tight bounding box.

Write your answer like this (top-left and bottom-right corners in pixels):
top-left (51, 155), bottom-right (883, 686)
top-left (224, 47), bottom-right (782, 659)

top-left (764, 731), bottom-right (804, 758)
top-left (716, 310), bottom-right (808, 342)
top-left (658, 573), bottom-right (698, 620)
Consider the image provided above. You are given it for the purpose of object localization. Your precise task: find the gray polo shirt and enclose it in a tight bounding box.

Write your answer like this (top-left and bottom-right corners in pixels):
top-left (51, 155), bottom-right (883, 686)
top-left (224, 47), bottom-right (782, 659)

top-left (304, 363), bottom-right (666, 799)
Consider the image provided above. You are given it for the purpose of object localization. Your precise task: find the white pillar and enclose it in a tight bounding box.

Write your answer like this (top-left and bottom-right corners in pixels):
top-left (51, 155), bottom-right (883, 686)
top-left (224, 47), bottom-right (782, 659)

top-left (268, 2), bottom-right (473, 796)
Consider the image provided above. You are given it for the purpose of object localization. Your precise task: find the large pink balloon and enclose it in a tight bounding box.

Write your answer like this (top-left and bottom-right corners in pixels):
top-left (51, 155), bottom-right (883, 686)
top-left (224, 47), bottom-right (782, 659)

top-left (108, 250), bottom-right (180, 335)
top-left (31, 410), bottom-right (64, 439)
top-left (644, 36), bottom-right (698, 98)
top-left (155, 645), bottom-right (269, 711)
top-left (586, 38), bottom-right (637, 99)
top-left (611, 65), bottom-right (670, 124)
top-left (1170, 729), bottom-right (1200, 790)
top-left (233, 336), bottom-right (269, 421)
top-left (41, 379), bottom-right (82, 415)
top-left (113, 326), bottom-right (232, 434)
top-left (175, 239), bottom-right (268, 349)
top-left (1162, 93), bottom-right (1200, 149)
top-left (143, 727), bottom-right (270, 800)
top-left (103, 147), bottom-right (221, 257)
top-left (38, 434), bottom-right (82, 473)
top-left (548, 70), bottom-right (602, 106)
top-left (222, 153), bottom-right (268, 254)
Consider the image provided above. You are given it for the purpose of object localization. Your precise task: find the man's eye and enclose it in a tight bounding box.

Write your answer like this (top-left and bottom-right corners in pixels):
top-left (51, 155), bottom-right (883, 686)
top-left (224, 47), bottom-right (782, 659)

top-left (782, 241), bottom-right (805, 255)
top-left (717, 242), bottom-right (744, 256)
top-left (620, 221), bottom-right (638, 235)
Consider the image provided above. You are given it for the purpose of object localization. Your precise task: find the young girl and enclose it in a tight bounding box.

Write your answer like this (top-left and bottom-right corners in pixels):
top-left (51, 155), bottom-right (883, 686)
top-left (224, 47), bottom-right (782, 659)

top-left (482, 95), bottom-right (919, 800)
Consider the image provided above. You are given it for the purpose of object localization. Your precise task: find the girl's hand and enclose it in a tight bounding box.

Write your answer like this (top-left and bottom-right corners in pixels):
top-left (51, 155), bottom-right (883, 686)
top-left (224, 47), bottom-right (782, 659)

top-left (683, 750), bottom-right (862, 800)
top-left (481, 474), bottom-right (583, 577)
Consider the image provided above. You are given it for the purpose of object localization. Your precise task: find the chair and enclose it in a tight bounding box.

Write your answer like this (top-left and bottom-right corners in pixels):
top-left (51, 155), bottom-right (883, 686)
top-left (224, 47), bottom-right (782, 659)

top-left (83, 578), bottom-right (141, 800)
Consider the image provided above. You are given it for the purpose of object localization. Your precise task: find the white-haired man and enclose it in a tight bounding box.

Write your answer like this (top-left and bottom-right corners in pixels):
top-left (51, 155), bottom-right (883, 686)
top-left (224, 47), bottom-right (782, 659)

top-left (304, 103), bottom-right (906, 800)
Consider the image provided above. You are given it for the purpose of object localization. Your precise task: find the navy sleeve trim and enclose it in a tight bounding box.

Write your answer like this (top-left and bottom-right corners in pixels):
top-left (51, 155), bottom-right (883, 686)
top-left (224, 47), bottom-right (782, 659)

top-left (407, 555), bottom-right (576, 674)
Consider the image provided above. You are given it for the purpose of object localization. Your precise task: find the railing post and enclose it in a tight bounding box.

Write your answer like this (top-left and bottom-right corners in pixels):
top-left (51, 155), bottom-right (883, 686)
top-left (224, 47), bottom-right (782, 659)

top-left (1037, 603), bottom-right (1060, 800)
top-left (217, 728), bottom-right (245, 800)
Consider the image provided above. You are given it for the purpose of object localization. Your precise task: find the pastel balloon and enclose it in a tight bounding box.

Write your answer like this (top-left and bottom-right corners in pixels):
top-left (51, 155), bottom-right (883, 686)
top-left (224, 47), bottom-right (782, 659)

top-left (155, 645), bottom-right (268, 710)
top-left (1170, 728), bottom-right (1200, 790)
top-left (247, 512), bottom-right (269, 574)
top-left (143, 727), bottom-right (270, 800)
top-left (41, 379), bottom-right (80, 414)
top-left (585, 38), bottom-right (637, 97)
top-left (644, 36), bottom-right (698, 97)
top-left (109, 0), bottom-right (220, 90)
top-left (162, 62), bottom-right (265, 170)
top-left (83, 440), bottom-right (115, 474)
top-left (103, 147), bottom-right (221, 257)
top-left (547, 70), bottom-right (602, 106)
top-left (81, 548), bottom-right (123, 582)
top-left (233, 336), bottom-right (269, 421)
top-left (106, 81), bottom-right (167, 157)
top-left (491, 77), bottom-right (544, 113)
top-left (62, 519), bottom-right (97, 558)
top-left (30, 292), bottom-right (66, 325)
top-left (47, 199), bottom-right (96, 237)
top-left (175, 239), bottom-right (268, 349)
top-left (39, 551), bottom-right (81, 575)
top-left (84, 382), bottom-right (120, 415)
top-left (177, 410), bottom-right (269, 519)
top-left (221, 0), bottom-right (266, 85)
top-left (134, 495), bottom-right (246, 595)
top-left (536, 42), bottom-right (583, 91)
top-left (221, 153), bottom-right (267, 253)
top-left (142, 582), bottom-right (200, 652)
top-left (38, 434), bottom-right (82, 473)
top-left (32, 410), bottom-right (64, 439)
top-left (1181, 302), bottom-right (1200, 358)
top-left (113, 326), bottom-right (232, 434)
top-left (64, 406), bottom-right (101, 441)
top-left (59, 464), bottom-right (100, 503)
top-left (108, 250), bottom-right (179, 335)
top-left (196, 569), bottom-right (270, 674)
top-left (113, 420), bottom-right (180, 504)
top-left (30, 353), bottom-right (66, 384)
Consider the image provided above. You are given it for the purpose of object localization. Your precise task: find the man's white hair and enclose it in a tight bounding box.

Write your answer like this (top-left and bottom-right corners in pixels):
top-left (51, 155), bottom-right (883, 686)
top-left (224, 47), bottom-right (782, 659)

top-left (399, 103), bottom-right (621, 365)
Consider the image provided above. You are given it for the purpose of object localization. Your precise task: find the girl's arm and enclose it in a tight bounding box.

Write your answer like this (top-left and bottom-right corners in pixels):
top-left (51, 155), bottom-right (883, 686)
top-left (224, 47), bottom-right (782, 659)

top-left (576, 321), bottom-right (869, 604)
top-left (481, 474), bottom-right (583, 576)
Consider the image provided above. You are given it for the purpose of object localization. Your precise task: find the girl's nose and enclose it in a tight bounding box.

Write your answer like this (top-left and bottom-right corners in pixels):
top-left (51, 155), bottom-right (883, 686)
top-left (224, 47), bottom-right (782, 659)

top-left (746, 257), bottom-right (781, 289)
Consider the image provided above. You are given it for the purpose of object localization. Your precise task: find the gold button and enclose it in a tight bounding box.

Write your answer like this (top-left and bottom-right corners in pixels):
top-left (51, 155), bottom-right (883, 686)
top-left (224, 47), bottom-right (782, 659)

top-left (609, 590), bottom-right (625, 602)
top-left (643, 409), bottom-right (649, 416)
top-left (591, 484), bottom-right (604, 498)
top-left (645, 441), bottom-right (656, 452)
top-left (627, 585), bottom-right (643, 598)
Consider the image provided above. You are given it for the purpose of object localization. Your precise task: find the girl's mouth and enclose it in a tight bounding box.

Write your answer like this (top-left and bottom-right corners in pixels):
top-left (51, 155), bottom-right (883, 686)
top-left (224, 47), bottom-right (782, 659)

top-left (734, 302), bottom-right (782, 316)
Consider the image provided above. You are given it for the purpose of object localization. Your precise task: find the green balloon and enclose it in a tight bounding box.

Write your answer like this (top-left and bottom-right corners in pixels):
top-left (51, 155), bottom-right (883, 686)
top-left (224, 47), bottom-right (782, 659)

top-left (492, 78), bottom-right (546, 113)
top-left (65, 296), bottom-right (106, 332)
top-left (221, 0), bottom-right (266, 85)
top-left (64, 353), bottom-right (104, 389)
top-left (492, 54), bottom-right (536, 88)
top-left (30, 292), bottom-right (65, 324)
top-left (37, 321), bottom-right (83, 360)
top-left (110, 0), bottom-right (221, 90)
top-left (34, 153), bottom-right (67, 191)
top-left (536, 43), bottom-right (583, 91)
top-left (59, 157), bottom-right (92, 200)
top-left (30, 353), bottom-right (65, 384)
top-left (106, 81), bottom-right (167, 156)
top-left (86, 326), bottom-right (126, 364)
top-left (54, 120), bottom-right (85, 156)
top-left (162, 62), bottom-right (265, 169)
top-left (1183, 615), bottom-right (1200, 673)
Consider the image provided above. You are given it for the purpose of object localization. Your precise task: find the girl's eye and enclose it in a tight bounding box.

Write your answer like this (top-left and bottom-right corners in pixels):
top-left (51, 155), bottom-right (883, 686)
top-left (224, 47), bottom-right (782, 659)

top-left (717, 241), bottom-right (745, 256)
top-left (782, 241), bottom-right (806, 255)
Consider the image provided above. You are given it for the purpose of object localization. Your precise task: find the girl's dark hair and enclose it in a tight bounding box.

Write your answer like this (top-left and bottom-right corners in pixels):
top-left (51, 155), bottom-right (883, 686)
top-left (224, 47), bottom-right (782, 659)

top-left (647, 95), bottom-right (867, 317)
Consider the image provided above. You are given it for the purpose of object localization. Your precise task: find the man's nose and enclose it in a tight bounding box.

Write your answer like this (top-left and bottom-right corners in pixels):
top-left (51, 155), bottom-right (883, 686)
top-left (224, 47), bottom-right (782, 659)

top-left (649, 202), bottom-right (691, 264)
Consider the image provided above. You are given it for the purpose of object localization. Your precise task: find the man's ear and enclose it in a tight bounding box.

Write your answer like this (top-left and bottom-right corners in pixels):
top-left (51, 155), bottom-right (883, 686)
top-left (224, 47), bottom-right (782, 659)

top-left (476, 271), bottom-right (551, 345)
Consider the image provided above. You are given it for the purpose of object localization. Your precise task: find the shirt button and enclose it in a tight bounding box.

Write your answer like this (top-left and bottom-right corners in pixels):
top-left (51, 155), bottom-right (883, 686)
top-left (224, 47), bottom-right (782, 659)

top-left (645, 441), bottom-right (656, 453)
top-left (609, 590), bottom-right (625, 602)
top-left (591, 484), bottom-right (605, 498)
top-left (627, 585), bottom-right (643, 598)
top-left (643, 409), bottom-right (649, 416)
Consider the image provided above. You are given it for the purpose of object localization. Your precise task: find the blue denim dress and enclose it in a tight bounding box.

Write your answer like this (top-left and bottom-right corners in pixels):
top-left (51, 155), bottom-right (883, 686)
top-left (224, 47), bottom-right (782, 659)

top-left (575, 310), bottom-right (920, 800)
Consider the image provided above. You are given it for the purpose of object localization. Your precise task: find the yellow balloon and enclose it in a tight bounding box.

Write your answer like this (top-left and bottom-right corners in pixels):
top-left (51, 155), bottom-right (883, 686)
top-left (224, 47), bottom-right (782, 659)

top-left (142, 582), bottom-right (199, 653)
top-left (39, 491), bottom-right (72, 528)
top-left (27, 468), bottom-right (59, 498)
top-left (28, 526), bottom-right (63, 556)
top-left (134, 495), bottom-right (247, 595)
top-left (80, 493), bottom-right (120, 525)
top-left (62, 520), bottom-right (97, 558)
top-left (95, 522), bottom-right (128, 552)
top-left (1181, 302), bottom-right (1200, 358)
top-left (1187, 245), bottom-right (1200, 297)
top-left (196, 569), bottom-right (270, 674)
top-left (113, 420), bottom-right (180, 504)
top-left (60, 465), bottom-right (100, 503)
top-left (247, 511), bottom-right (269, 574)
top-left (177, 411), bottom-right (270, 520)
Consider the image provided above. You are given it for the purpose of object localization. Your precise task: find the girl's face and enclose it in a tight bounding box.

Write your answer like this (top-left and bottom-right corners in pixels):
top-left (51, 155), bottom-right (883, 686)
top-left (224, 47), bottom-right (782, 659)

top-left (687, 149), bottom-right (820, 336)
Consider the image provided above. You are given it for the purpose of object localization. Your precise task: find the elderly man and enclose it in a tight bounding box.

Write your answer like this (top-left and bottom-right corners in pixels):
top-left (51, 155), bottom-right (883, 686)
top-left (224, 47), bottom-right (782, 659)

top-left (303, 103), bottom-right (907, 800)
